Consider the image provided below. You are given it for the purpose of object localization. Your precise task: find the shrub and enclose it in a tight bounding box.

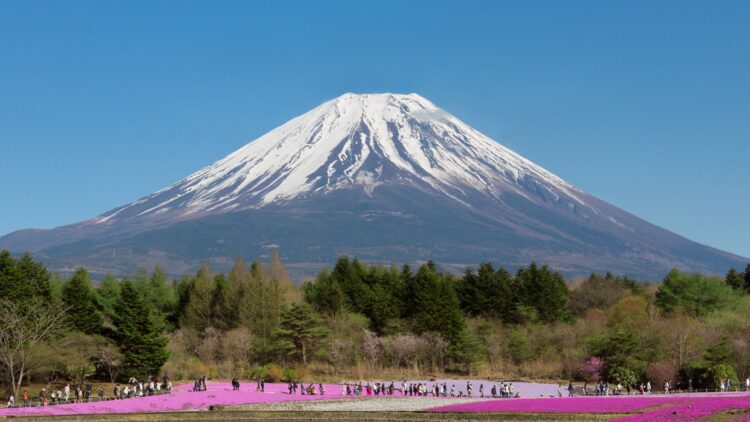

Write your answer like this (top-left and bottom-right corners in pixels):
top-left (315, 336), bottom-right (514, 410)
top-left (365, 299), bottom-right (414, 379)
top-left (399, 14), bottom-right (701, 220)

top-left (708, 364), bottom-right (739, 390)
top-left (250, 363), bottom-right (289, 382)
top-left (506, 330), bottom-right (533, 364)
top-left (579, 357), bottom-right (606, 382)
top-left (609, 366), bottom-right (637, 386)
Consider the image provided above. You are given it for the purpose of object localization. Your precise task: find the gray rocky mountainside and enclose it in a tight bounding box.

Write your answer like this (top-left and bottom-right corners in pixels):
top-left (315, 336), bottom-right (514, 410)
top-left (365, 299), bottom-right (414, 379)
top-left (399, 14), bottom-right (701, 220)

top-left (1, 93), bottom-right (745, 280)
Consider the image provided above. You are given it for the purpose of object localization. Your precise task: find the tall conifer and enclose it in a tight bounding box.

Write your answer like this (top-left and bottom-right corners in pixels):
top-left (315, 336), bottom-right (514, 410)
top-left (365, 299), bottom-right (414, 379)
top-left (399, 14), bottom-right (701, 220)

top-left (113, 280), bottom-right (169, 380)
top-left (62, 267), bottom-right (103, 334)
top-left (181, 263), bottom-right (215, 331)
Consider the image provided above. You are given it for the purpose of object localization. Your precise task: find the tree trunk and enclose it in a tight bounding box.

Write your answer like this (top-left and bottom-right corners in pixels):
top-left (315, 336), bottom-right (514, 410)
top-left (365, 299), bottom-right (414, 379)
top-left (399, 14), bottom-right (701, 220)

top-left (14, 367), bottom-right (25, 399)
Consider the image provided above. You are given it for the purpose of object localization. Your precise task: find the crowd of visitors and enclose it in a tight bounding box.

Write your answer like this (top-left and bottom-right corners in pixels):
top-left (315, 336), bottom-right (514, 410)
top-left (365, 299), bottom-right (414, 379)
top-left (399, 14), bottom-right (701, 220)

top-left (335, 381), bottom-right (518, 398)
top-left (5, 374), bottom-right (171, 408)
top-left (573, 377), bottom-right (750, 396)
top-left (285, 381), bottom-right (325, 395)
top-left (113, 375), bottom-right (172, 399)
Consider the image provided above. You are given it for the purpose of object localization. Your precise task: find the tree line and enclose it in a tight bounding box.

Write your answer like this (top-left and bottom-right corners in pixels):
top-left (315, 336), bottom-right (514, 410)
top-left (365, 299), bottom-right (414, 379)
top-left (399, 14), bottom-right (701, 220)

top-left (1, 248), bottom-right (750, 396)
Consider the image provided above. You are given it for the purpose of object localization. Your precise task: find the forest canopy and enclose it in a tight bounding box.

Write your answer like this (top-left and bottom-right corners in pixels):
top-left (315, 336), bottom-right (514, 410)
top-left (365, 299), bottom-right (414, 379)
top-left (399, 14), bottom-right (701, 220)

top-left (1, 248), bottom-right (749, 396)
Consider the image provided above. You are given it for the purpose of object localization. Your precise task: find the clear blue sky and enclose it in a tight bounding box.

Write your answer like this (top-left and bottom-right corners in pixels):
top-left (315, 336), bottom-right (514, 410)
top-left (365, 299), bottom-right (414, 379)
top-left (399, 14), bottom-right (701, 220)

top-left (1, 1), bottom-right (748, 258)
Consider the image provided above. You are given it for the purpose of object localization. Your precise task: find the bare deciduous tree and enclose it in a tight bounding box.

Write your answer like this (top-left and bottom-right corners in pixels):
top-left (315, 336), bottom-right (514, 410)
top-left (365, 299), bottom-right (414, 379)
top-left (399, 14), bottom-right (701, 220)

top-left (362, 330), bottom-right (382, 377)
top-left (223, 327), bottom-right (254, 365)
top-left (195, 327), bottom-right (223, 364)
top-left (98, 343), bottom-right (123, 383)
top-left (391, 333), bottom-right (419, 369)
top-left (329, 338), bottom-right (346, 376)
top-left (420, 332), bottom-right (448, 373)
top-left (0, 299), bottom-right (68, 397)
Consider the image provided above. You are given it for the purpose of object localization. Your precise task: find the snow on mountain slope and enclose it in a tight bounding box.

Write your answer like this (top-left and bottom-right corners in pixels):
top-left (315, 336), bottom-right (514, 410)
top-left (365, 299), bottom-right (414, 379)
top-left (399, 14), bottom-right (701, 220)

top-left (94, 93), bottom-right (590, 225)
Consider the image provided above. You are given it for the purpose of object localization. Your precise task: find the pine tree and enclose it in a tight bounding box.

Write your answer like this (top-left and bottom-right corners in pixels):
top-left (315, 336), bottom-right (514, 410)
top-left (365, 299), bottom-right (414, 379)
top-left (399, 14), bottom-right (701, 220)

top-left (95, 274), bottom-right (121, 320)
top-left (210, 273), bottom-right (229, 327)
top-left (214, 256), bottom-right (246, 330)
top-left (725, 268), bottom-right (744, 291)
top-left (274, 303), bottom-right (328, 364)
top-left (16, 253), bottom-right (51, 301)
top-left (456, 267), bottom-right (485, 316)
top-left (237, 260), bottom-right (255, 327)
top-left (745, 264), bottom-right (750, 293)
top-left (456, 263), bottom-right (512, 321)
top-left (304, 268), bottom-right (347, 316)
top-left (62, 267), bottom-right (103, 334)
top-left (409, 263), bottom-right (465, 346)
top-left (181, 263), bottom-right (216, 332)
top-left (113, 280), bottom-right (169, 380)
top-left (239, 261), bottom-right (283, 359)
top-left (332, 256), bottom-right (370, 313)
top-left (514, 262), bottom-right (570, 323)
top-left (147, 266), bottom-right (177, 321)
top-left (362, 265), bottom-right (404, 333)
top-left (253, 261), bottom-right (282, 337)
top-left (401, 264), bottom-right (415, 315)
top-left (0, 250), bottom-right (23, 302)
top-left (365, 281), bottom-right (398, 333)
top-left (174, 275), bottom-right (194, 323)
top-left (488, 266), bottom-right (513, 322)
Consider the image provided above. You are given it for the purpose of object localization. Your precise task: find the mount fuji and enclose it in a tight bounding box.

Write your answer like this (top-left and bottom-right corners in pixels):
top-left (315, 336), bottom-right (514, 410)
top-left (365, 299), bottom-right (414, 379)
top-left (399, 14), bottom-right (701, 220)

top-left (1, 93), bottom-right (745, 279)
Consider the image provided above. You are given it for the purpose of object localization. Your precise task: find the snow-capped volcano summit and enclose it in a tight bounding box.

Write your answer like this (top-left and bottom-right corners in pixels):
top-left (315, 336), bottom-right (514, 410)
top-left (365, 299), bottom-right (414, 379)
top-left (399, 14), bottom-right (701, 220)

top-left (1, 93), bottom-right (746, 279)
top-left (96, 93), bottom-right (584, 224)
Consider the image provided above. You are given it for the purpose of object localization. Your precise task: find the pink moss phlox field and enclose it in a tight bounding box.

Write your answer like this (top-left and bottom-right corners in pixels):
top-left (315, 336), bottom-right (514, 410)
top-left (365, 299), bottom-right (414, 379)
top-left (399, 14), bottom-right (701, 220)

top-left (428, 392), bottom-right (750, 420)
top-left (429, 396), bottom-right (685, 414)
top-left (0, 380), bottom-right (556, 417)
top-left (0, 382), bottom-right (342, 417)
top-left (616, 394), bottom-right (750, 420)
top-left (0, 380), bottom-right (557, 417)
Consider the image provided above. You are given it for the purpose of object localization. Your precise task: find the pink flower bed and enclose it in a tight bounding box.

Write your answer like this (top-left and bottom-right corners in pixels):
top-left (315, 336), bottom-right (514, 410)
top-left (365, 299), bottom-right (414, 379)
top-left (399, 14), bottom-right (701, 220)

top-left (0, 381), bottom-right (343, 417)
top-left (428, 392), bottom-right (750, 420)
top-left (616, 394), bottom-right (750, 421)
